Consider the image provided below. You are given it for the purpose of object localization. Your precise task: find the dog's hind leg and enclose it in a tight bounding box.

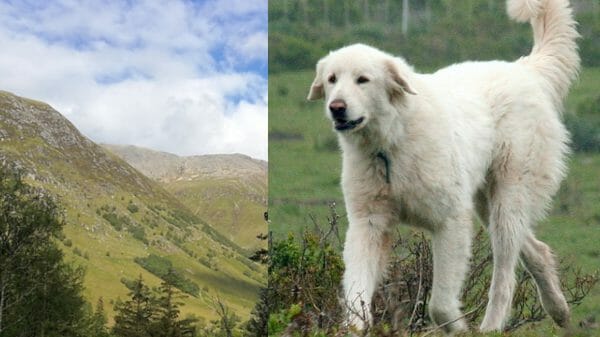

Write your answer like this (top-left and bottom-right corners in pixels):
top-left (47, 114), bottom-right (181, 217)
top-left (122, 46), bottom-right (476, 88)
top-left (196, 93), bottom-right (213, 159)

top-left (342, 216), bottom-right (393, 331)
top-left (429, 212), bottom-right (472, 334)
top-left (480, 184), bottom-right (531, 332)
top-left (521, 232), bottom-right (570, 327)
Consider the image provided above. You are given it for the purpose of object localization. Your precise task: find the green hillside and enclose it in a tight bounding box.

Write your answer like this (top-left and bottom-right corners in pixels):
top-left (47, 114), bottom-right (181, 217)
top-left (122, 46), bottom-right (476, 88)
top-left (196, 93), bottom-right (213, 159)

top-left (0, 91), bottom-right (265, 323)
top-left (164, 177), bottom-right (267, 251)
top-left (102, 145), bottom-right (268, 251)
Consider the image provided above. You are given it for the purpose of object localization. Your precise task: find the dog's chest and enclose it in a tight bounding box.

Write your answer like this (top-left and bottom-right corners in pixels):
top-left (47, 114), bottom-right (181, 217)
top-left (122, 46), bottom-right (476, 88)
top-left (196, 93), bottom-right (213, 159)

top-left (388, 160), bottom-right (447, 228)
top-left (344, 151), bottom-right (454, 229)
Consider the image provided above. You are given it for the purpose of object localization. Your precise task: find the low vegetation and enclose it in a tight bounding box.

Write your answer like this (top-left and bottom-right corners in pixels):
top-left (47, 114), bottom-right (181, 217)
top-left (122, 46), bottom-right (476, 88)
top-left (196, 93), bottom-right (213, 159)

top-left (134, 254), bottom-right (201, 297)
top-left (267, 206), bottom-right (599, 336)
top-left (97, 205), bottom-right (131, 231)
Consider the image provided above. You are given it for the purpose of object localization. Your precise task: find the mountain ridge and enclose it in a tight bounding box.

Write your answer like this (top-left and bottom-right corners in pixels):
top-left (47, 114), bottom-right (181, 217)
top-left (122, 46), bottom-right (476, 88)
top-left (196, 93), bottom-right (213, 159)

top-left (102, 144), bottom-right (266, 181)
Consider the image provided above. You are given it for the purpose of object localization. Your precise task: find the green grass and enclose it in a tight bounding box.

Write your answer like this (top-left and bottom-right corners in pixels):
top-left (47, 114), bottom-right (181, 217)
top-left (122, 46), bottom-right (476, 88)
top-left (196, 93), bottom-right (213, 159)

top-left (269, 68), bottom-right (600, 335)
top-left (269, 71), bottom-right (343, 236)
top-left (567, 67), bottom-right (600, 114)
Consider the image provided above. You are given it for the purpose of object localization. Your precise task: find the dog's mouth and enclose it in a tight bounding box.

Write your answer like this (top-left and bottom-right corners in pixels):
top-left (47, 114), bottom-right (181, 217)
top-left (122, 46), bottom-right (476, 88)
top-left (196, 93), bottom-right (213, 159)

top-left (334, 117), bottom-right (365, 131)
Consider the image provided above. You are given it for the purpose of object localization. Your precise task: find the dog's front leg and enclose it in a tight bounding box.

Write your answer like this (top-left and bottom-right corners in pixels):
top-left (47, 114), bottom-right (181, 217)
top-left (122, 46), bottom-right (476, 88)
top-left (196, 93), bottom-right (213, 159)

top-left (342, 214), bottom-right (392, 331)
top-left (429, 213), bottom-right (473, 334)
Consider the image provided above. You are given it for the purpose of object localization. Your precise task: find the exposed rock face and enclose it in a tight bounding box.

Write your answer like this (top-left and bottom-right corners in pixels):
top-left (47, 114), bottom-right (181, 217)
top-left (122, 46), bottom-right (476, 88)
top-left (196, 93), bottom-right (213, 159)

top-left (103, 144), bottom-right (266, 182)
top-left (0, 91), bottom-right (158, 194)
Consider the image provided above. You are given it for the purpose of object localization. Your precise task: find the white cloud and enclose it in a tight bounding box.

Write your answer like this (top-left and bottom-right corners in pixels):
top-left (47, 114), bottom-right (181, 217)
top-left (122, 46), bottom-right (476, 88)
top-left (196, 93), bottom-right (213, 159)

top-left (0, 0), bottom-right (267, 160)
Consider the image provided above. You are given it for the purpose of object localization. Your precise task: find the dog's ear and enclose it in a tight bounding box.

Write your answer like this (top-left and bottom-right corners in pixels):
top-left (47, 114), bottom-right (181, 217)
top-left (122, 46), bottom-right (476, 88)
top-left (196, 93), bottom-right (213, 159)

top-left (307, 59), bottom-right (326, 101)
top-left (385, 60), bottom-right (417, 98)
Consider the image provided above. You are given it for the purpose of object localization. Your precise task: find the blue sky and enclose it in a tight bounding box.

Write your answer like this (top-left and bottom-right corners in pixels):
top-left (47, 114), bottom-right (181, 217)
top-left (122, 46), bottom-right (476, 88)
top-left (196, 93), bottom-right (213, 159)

top-left (0, 0), bottom-right (267, 159)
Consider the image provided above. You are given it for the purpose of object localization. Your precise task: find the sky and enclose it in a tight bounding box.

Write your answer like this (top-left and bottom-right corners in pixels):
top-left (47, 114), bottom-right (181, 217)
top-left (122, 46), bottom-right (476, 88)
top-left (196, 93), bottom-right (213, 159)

top-left (0, 0), bottom-right (268, 160)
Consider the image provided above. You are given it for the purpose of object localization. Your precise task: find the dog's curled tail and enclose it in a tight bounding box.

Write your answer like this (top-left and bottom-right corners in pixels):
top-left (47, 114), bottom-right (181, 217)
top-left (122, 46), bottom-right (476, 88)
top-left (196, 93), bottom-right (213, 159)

top-left (507, 0), bottom-right (580, 102)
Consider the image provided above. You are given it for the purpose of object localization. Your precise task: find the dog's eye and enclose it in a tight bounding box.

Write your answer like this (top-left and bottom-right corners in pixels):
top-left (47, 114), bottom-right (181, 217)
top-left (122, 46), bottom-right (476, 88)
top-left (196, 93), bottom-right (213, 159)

top-left (357, 76), bottom-right (369, 84)
top-left (328, 74), bottom-right (337, 84)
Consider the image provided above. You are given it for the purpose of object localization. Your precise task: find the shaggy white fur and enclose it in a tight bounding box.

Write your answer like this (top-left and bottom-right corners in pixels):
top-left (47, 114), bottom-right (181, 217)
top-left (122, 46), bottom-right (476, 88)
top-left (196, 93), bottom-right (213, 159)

top-left (307, 0), bottom-right (579, 334)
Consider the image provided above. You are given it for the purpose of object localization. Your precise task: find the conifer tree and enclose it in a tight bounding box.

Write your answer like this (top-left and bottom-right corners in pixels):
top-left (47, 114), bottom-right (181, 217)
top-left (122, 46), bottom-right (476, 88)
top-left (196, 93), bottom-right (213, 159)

top-left (0, 164), bottom-right (89, 337)
top-left (152, 268), bottom-right (197, 337)
top-left (112, 275), bottom-right (156, 337)
top-left (243, 287), bottom-right (268, 337)
top-left (89, 297), bottom-right (111, 337)
top-left (153, 269), bottom-right (183, 337)
top-left (211, 296), bottom-right (240, 337)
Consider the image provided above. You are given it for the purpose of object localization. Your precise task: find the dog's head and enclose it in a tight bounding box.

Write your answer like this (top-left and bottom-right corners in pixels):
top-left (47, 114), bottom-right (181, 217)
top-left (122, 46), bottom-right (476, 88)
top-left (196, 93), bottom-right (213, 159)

top-left (307, 44), bottom-right (417, 133)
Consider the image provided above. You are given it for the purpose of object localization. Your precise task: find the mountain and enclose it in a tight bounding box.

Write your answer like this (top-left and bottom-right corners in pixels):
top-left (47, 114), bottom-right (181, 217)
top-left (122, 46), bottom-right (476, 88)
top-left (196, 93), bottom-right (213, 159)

top-left (102, 144), bottom-right (268, 250)
top-left (0, 91), bottom-right (264, 322)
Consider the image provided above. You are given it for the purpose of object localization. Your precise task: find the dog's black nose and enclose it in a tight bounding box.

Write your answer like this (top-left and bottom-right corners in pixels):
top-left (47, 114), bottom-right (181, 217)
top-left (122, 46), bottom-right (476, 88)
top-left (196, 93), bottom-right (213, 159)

top-left (329, 99), bottom-right (347, 119)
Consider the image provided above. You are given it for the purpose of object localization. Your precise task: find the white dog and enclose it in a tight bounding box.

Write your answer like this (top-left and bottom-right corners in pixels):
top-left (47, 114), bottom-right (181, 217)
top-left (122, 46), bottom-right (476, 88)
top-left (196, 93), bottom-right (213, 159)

top-left (307, 0), bottom-right (579, 333)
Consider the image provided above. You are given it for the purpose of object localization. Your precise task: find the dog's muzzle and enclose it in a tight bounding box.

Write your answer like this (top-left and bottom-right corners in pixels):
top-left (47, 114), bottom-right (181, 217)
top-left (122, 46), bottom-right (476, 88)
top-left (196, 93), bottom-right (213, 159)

top-left (334, 117), bottom-right (365, 131)
top-left (329, 99), bottom-right (364, 131)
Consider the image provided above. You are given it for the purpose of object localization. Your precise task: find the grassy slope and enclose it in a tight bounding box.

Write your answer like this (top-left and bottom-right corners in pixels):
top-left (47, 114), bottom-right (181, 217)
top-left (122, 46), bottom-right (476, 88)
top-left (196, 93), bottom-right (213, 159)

top-left (101, 145), bottom-right (268, 251)
top-left (269, 68), bottom-right (600, 335)
top-left (0, 92), bottom-right (264, 322)
top-left (163, 176), bottom-right (267, 251)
